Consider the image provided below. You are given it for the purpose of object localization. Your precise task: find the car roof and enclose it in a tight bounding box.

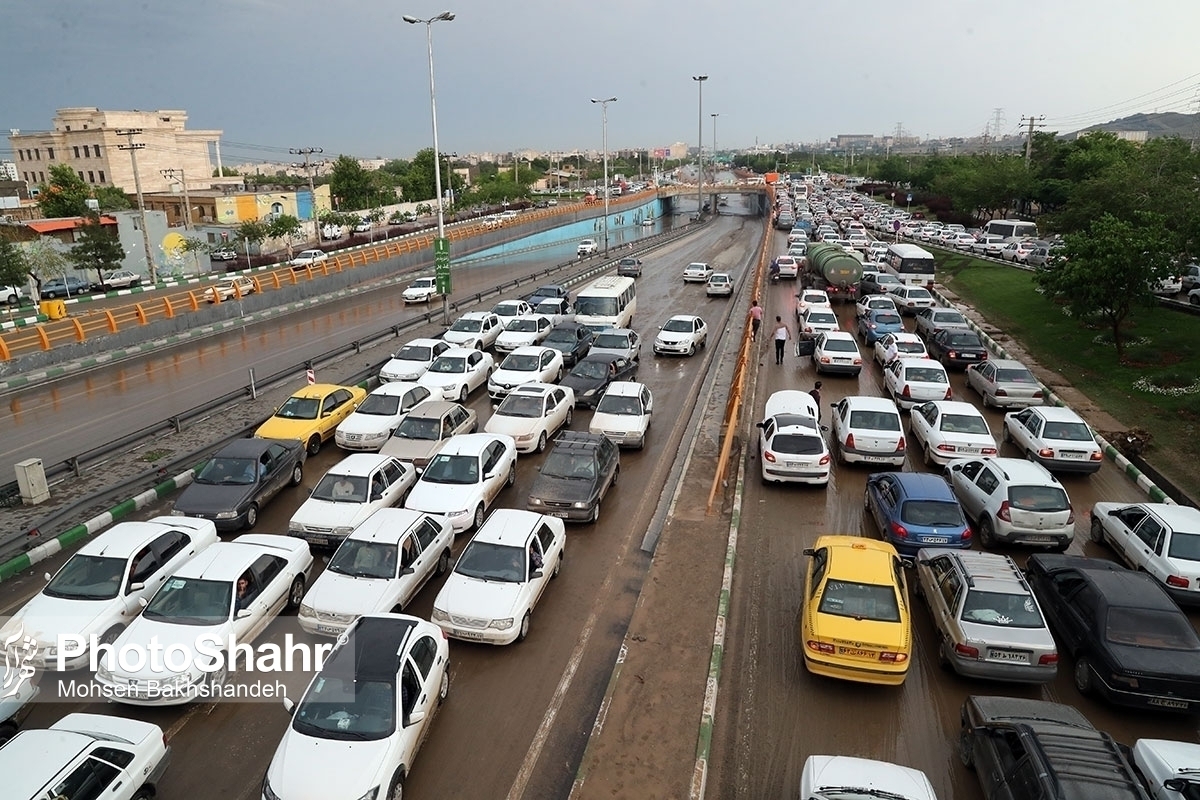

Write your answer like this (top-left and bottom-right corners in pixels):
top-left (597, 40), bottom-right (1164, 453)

top-left (218, 438), bottom-right (280, 458)
top-left (920, 400), bottom-right (984, 416)
top-left (1031, 554), bottom-right (1177, 610)
top-left (436, 433), bottom-right (508, 457)
top-left (550, 321), bottom-right (587, 331)
top-left (820, 331), bottom-right (856, 341)
top-left (323, 453), bottom-right (398, 476)
top-left (765, 390), bottom-right (819, 419)
top-left (406, 400), bottom-right (461, 419)
top-left (472, 508), bottom-right (546, 546)
top-left (76, 518), bottom-right (206, 558)
top-left (988, 359), bottom-right (1029, 370)
top-left (900, 359), bottom-right (945, 370)
top-left (842, 395), bottom-right (901, 412)
top-left (457, 311), bottom-right (495, 320)
top-left (1027, 406), bottom-right (1086, 423)
top-left (438, 347), bottom-right (480, 358)
top-left (812, 535), bottom-right (900, 578)
top-left (595, 327), bottom-right (635, 337)
top-left (966, 457), bottom-right (1057, 484)
top-left (494, 299), bottom-right (528, 307)
top-left (404, 337), bottom-right (445, 348)
top-left (883, 471), bottom-right (957, 500)
top-left (348, 509), bottom-right (427, 542)
top-left (886, 332), bottom-right (922, 343)
top-left (321, 614), bottom-right (419, 682)
top-left (173, 536), bottom-right (299, 581)
top-left (1129, 504), bottom-right (1200, 531)
top-left (507, 345), bottom-right (554, 357)
top-left (510, 382), bottom-right (558, 397)
top-left (603, 381), bottom-right (646, 397)
top-left (289, 383), bottom-right (351, 398)
top-left (922, 549), bottom-right (1030, 594)
top-left (368, 381), bottom-right (423, 397)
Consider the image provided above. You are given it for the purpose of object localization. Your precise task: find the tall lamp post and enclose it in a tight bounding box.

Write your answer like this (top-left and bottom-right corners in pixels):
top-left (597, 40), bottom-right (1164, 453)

top-left (692, 75), bottom-right (707, 219)
top-left (591, 96), bottom-right (617, 256)
top-left (711, 113), bottom-right (719, 167)
top-left (404, 10), bottom-right (455, 325)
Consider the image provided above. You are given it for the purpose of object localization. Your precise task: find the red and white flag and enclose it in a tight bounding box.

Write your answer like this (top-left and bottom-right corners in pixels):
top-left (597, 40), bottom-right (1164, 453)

top-left (306, 368), bottom-right (315, 385)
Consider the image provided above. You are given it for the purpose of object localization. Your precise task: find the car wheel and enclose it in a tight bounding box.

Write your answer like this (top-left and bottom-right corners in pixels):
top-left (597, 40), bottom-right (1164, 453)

top-left (1090, 517), bottom-right (1105, 544)
top-left (438, 669), bottom-right (450, 704)
top-left (506, 463), bottom-right (516, 487)
top-left (937, 636), bottom-right (953, 671)
top-left (1001, 426), bottom-right (1012, 444)
top-left (306, 435), bottom-right (321, 456)
top-left (1074, 656), bottom-right (1094, 695)
top-left (536, 431), bottom-right (548, 453)
top-left (99, 625), bottom-right (124, 646)
top-left (386, 771), bottom-right (406, 800)
top-left (290, 463), bottom-right (304, 486)
top-left (208, 662), bottom-right (229, 692)
top-left (472, 504), bottom-right (485, 530)
top-left (687, 343), bottom-right (696, 356)
top-left (611, 464), bottom-right (619, 487)
top-left (590, 500), bottom-right (601, 524)
top-left (959, 726), bottom-right (976, 770)
top-left (436, 549), bottom-right (451, 575)
top-left (131, 789), bottom-right (154, 800)
top-left (565, 408), bottom-right (573, 427)
top-left (245, 503), bottom-right (259, 530)
top-left (978, 517), bottom-right (996, 549)
top-left (1191, 294), bottom-right (1200, 306)
top-left (0, 723), bottom-right (17, 746)
top-left (458, 385), bottom-right (469, 403)
top-left (287, 576), bottom-right (305, 610)
top-left (556, 368), bottom-right (563, 382)
top-left (475, 342), bottom-right (483, 351)
top-left (923, 446), bottom-right (935, 467)
top-left (552, 551), bottom-right (562, 579)
top-left (517, 612), bottom-right (531, 642)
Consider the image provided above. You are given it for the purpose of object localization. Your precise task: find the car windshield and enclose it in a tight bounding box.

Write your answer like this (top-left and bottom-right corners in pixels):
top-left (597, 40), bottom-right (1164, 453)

top-left (328, 540), bottom-right (397, 580)
top-left (1006, 485), bottom-right (1068, 512)
top-left (394, 417), bottom-right (441, 440)
top-left (1167, 531), bottom-right (1200, 561)
top-left (533, 286), bottom-right (558, 297)
top-left (905, 367), bottom-right (948, 384)
top-left (356, 394), bottom-right (402, 416)
top-left (873, 313), bottom-right (902, 325)
top-left (544, 329), bottom-right (576, 345)
top-left (1041, 421), bottom-right (1093, 441)
top-left (571, 360), bottom-right (611, 380)
top-left (496, 394), bottom-right (544, 418)
top-left (662, 319), bottom-right (694, 333)
top-left (449, 318), bottom-right (482, 333)
top-left (619, 259), bottom-right (636, 266)
top-left (493, 304), bottom-right (522, 317)
top-left (996, 368), bottom-right (1037, 384)
top-left (421, 454), bottom-right (479, 485)
top-left (877, 275), bottom-right (901, 286)
top-left (807, 312), bottom-right (836, 325)
top-left (576, 296), bottom-right (618, 316)
top-left (428, 357), bottom-right (466, 374)
top-left (454, 541), bottom-right (526, 582)
top-left (897, 341), bottom-right (926, 355)
top-left (507, 319), bottom-right (539, 332)
top-left (500, 354), bottom-right (540, 372)
top-left (293, 675), bottom-right (395, 740)
top-left (848, 410), bottom-right (901, 431)
top-left (818, 579), bottom-right (901, 623)
top-left (593, 333), bottom-right (629, 349)
top-left (945, 333), bottom-right (982, 347)
top-left (961, 590), bottom-right (1045, 627)
top-left (867, 298), bottom-right (893, 308)
top-left (535, 302), bottom-right (562, 315)
top-left (939, 414), bottom-right (991, 435)
top-left (686, 263), bottom-right (708, 271)
top-left (312, 473), bottom-right (369, 503)
top-left (934, 312), bottom-right (964, 323)
top-left (822, 339), bottom-right (858, 353)
top-left (142, 577), bottom-right (231, 625)
top-left (900, 500), bottom-right (966, 527)
top-left (45, 555), bottom-right (126, 600)
top-left (595, 394), bottom-right (641, 416)
top-left (395, 345), bottom-right (432, 362)
top-left (770, 434), bottom-right (824, 455)
top-left (275, 396), bottom-right (320, 420)
top-left (196, 456), bottom-right (257, 485)
top-left (542, 451), bottom-right (595, 480)
top-left (905, 289), bottom-right (933, 299)
top-left (1106, 608), bottom-right (1200, 651)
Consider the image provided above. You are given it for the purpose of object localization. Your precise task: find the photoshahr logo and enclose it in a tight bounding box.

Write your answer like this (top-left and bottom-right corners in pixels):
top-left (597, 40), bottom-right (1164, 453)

top-left (2, 626), bottom-right (37, 699)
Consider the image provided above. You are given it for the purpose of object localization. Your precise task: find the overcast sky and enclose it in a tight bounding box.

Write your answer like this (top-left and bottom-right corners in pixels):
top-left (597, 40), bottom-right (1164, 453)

top-left (4, 0), bottom-right (1199, 167)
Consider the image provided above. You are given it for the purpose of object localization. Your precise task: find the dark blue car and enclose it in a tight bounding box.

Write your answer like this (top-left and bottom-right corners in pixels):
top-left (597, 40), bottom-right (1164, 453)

top-left (857, 309), bottom-right (904, 346)
top-left (865, 471), bottom-right (972, 555)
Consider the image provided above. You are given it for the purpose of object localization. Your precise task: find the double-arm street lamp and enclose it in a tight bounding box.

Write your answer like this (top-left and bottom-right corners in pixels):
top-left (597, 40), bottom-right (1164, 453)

top-left (404, 10), bottom-right (455, 325)
top-left (693, 75), bottom-right (707, 219)
top-left (591, 96), bottom-right (617, 256)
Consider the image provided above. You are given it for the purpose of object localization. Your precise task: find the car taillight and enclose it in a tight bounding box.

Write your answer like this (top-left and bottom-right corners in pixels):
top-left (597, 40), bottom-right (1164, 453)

top-left (807, 640), bottom-right (835, 654)
top-left (878, 651), bottom-right (908, 663)
top-left (869, 322), bottom-right (877, 329)
top-left (1066, 506), bottom-right (1075, 524)
top-left (889, 521), bottom-right (908, 539)
top-left (944, 387), bottom-right (953, 399)
top-left (980, 352), bottom-right (988, 360)
top-left (764, 451), bottom-right (777, 463)
top-left (948, 350), bottom-right (958, 359)
top-left (896, 436), bottom-right (906, 452)
top-left (1089, 451), bottom-right (1103, 461)
top-left (1038, 447), bottom-right (1055, 458)
top-left (1032, 390), bottom-right (1044, 399)
top-left (954, 643), bottom-right (980, 659)
top-left (962, 527), bottom-right (973, 541)
top-left (1038, 653), bottom-right (1059, 666)
top-left (901, 385), bottom-right (911, 398)
top-left (982, 447), bottom-right (998, 456)
top-left (995, 500), bottom-right (1011, 522)
top-left (936, 443), bottom-right (956, 453)
top-left (995, 388), bottom-right (1008, 396)
top-left (1167, 575), bottom-right (1190, 588)
top-left (853, 357), bottom-right (862, 365)
top-left (845, 433), bottom-right (856, 449)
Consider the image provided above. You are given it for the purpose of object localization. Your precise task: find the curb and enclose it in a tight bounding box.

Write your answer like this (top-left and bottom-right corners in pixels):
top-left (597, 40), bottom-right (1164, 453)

top-left (929, 285), bottom-right (1175, 506)
top-left (0, 468), bottom-right (196, 582)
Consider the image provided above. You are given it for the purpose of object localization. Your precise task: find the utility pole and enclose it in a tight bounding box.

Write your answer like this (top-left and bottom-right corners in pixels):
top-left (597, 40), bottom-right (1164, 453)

top-left (116, 129), bottom-right (157, 283)
top-left (1020, 115), bottom-right (1046, 167)
top-left (160, 168), bottom-right (193, 230)
top-left (289, 147), bottom-right (323, 229)
top-left (991, 108), bottom-right (1006, 154)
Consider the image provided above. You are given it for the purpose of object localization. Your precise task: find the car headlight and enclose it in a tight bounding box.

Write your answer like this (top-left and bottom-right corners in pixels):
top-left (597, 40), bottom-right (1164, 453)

top-left (572, 501), bottom-right (590, 509)
top-left (170, 509), bottom-right (185, 516)
top-left (583, 389), bottom-right (596, 397)
top-left (165, 671), bottom-right (199, 689)
top-left (447, 509), bottom-right (470, 518)
top-left (528, 497), bottom-right (544, 507)
top-left (333, 526), bottom-right (354, 536)
top-left (431, 607), bottom-right (450, 622)
top-left (289, 522), bottom-right (306, 533)
top-left (299, 604), bottom-right (315, 617)
top-left (97, 665), bottom-right (112, 682)
top-left (215, 510), bottom-right (238, 519)
top-left (516, 434), bottom-right (533, 442)
top-left (353, 789), bottom-right (379, 800)
top-left (489, 618), bottom-right (514, 630)
top-left (262, 775), bottom-right (282, 800)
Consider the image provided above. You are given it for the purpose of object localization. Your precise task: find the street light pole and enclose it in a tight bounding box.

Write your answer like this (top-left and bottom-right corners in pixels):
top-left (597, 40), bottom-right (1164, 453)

top-left (404, 10), bottom-right (455, 325)
top-left (692, 75), bottom-right (707, 219)
top-left (711, 113), bottom-right (719, 166)
top-left (591, 96), bottom-right (617, 257)
top-left (116, 129), bottom-right (157, 283)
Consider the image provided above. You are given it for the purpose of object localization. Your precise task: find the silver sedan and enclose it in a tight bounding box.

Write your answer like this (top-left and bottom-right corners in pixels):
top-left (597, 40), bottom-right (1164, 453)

top-left (966, 359), bottom-right (1044, 408)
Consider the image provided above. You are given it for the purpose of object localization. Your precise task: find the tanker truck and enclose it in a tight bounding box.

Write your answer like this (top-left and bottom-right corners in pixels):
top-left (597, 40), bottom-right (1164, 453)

top-left (804, 242), bottom-right (864, 303)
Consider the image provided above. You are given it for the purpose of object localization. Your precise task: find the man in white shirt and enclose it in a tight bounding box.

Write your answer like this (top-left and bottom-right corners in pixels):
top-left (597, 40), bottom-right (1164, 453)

top-left (773, 316), bottom-right (789, 365)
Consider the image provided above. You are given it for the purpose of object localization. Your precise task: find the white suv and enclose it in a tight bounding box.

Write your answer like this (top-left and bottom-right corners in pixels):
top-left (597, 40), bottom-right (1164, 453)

top-left (944, 457), bottom-right (1074, 551)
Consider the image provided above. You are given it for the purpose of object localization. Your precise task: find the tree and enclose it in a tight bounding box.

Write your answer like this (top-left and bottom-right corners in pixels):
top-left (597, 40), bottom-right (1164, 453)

top-left (67, 214), bottom-right (126, 285)
top-left (24, 239), bottom-right (69, 287)
top-left (180, 237), bottom-right (208, 276)
top-left (0, 237), bottom-right (28, 292)
top-left (401, 148), bottom-right (465, 206)
top-left (235, 220), bottom-right (270, 256)
top-left (38, 164), bottom-right (92, 218)
top-left (330, 155), bottom-right (375, 211)
top-left (267, 214), bottom-right (302, 259)
top-left (1035, 212), bottom-right (1174, 361)
top-left (93, 186), bottom-right (132, 211)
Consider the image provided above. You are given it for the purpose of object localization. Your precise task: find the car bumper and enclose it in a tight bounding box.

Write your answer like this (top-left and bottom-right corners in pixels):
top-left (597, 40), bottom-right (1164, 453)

top-left (706, 288), bottom-right (733, 296)
top-left (840, 447), bottom-right (906, 466)
top-left (1031, 454), bottom-right (1104, 474)
top-left (803, 653), bottom-right (909, 686)
top-left (617, 269), bottom-right (641, 277)
top-left (435, 619), bottom-right (520, 645)
top-left (888, 537), bottom-right (971, 556)
top-left (334, 432), bottom-right (387, 451)
top-left (941, 355), bottom-right (987, 369)
top-left (1163, 585), bottom-right (1200, 607)
top-left (288, 530), bottom-right (349, 549)
top-left (984, 393), bottom-right (1043, 408)
top-left (945, 649), bottom-right (1057, 683)
top-left (297, 615), bottom-right (354, 637)
top-left (654, 342), bottom-right (693, 355)
top-left (591, 429), bottom-right (645, 448)
top-left (403, 295), bottom-right (434, 304)
top-left (527, 502), bottom-right (593, 522)
top-left (94, 674), bottom-right (205, 706)
top-left (992, 525), bottom-right (1073, 548)
top-left (813, 361), bottom-right (861, 375)
top-left (1088, 671), bottom-right (1200, 712)
top-left (762, 464), bottom-right (830, 485)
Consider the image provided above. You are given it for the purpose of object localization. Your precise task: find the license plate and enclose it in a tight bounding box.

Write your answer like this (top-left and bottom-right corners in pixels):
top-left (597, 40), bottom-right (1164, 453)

top-left (1149, 697), bottom-right (1189, 710)
top-left (960, 354), bottom-right (978, 359)
top-left (837, 647), bottom-right (874, 658)
top-left (921, 536), bottom-right (950, 544)
top-left (316, 624), bottom-right (341, 635)
top-left (549, 511), bottom-right (570, 519)
top-left (1059, 451), bottom-right (1085, 460)
top-left (834, 358), bottom-right (850, 364)
top-left (859, 455), bottom-right (891, 463)
top-left (957, 447), bottom-right (980, 455)
top-left (454, 629), bottom-right (487, 641)
top-left (987, 649), bottom-right (1028, 663)
top-left (1025, 535), bottom-right (1054, 544)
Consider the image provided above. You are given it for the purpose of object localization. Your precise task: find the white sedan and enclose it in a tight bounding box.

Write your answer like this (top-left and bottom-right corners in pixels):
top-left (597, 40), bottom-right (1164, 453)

top-left (485, 383), bottom-right (575, 453)
top-left (589, 381), bottom-right (653, 449)
top-left (297, 508), bottom-right (455, 635)
top-left (882, 357), bottom-right (952, 410)
top-left (95, 534), bottom-right (313, 705)
top-left (855, 293), bottom-right (898, 319)
top-left (379, 338), bottom-right (452, 383)
top-left (1002, 406), bottom-right (1103, 473)
top-left (654, 315), bottom-right (708, 356)
top-left (335, 382), bottom-right (432, 451)
top-left (404, 433), bottom-right (517, 533)
top-left (431, 509), bottom-right (565, 644)
top-left (0, 517), bottom-right (219, 671)
top-left (682, 262), bottom-right (713, 282)
top-left (263, 614), bottom-right (449, 800)
top-left (1090, 503), bottom-right (1200, 606)
top-left (873, 332), bottom-right (929, 366)
top-left (488, 346), bottom-right (564, 403)
top-left (706, 273), bottom-right (734, 297)
top-left (491, 299), bottom-right (533, 321)
top-left (417, 347), bottom-right (495, 403)
top-left (443, 312), bottom-right (502, 350)
top-left (402, 276), bottom-right (440, 303)
top-left (796, 289), bottom-right (832, 314)
top-left (204, 276), bottom-right (255, 303)
top-left (288, 454), bottom-right (416, 549)
top-left (801, 755), bottom-right (937, 800)
top-left (907, 400), bottom-right (999, 467)
top-left (494, 314), bottom-right (554, 353)
top-left (811, 331), bottom-right (862, 376)
top-left (533, 298), bottom-right (576, 327)
top-left (1133, 739), bottom-right (1200, 800)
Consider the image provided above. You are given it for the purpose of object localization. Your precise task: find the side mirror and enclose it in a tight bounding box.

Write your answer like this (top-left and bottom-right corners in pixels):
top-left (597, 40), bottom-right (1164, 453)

top-left (484, 471), bottom-right (496, 480)
top-left (531, 569), bottom-right (544, 579)
top-left (283, 697), bottom-right (296, 715)
top-left (237, 608), bottom-right (253, 619)
top-left (755, 422), bottom-right (766, 429)
top-left (44, 572), bottom-right (52, 582)
top-left (406, 710), bottom-right (427, 727)
top-left (129, 582), bottom-right (145, 592)
top-left (1166, 779), bottom-right (1189, 793)
top-left (138, 597), bottom-right (150, 608)
top-left (371, 491), bottom-right (382, 501)
top-left (802, 548), bottom-right (816, 557)
top-left (401, 567), bottom-right (416, 576)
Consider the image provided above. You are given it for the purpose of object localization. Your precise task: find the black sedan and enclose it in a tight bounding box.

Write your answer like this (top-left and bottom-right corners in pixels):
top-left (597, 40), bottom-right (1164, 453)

top-left (542, 322), bottom-right (593, 366)
top-left (926, 329), bottom-right (989, 370)
top-left (172, 437), bottom-right (305, 531)
top-left (560, 353), bottom-right (638, 409)
top-left (1025, 554), bottom-right (1200, 713)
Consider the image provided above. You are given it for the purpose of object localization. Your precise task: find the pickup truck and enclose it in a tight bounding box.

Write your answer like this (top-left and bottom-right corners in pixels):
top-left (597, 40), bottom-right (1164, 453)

top-left (960, 695), bottom-right (1150, 800)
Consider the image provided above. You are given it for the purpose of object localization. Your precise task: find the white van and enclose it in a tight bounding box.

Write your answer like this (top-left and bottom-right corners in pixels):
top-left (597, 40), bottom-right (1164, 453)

top-left (984, 219), bottom-right (1038, 241)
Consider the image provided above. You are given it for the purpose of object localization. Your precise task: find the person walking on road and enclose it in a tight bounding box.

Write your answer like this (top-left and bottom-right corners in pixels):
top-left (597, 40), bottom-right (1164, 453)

top-left (773, 316), bottom-right (789, 365)
top-left (810, 381), bottom-right (823, 422)
top-left (749, 300), bottom-right (764, 341)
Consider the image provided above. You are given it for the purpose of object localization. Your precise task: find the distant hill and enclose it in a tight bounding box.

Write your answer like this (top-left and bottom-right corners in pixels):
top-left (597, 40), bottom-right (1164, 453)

top-left (1067, 112), bottom-right (1200, 140)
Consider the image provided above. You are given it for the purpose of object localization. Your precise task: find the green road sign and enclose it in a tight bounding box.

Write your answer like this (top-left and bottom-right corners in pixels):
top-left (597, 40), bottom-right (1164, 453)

top-left (434, 237), bottom-right (451, 294)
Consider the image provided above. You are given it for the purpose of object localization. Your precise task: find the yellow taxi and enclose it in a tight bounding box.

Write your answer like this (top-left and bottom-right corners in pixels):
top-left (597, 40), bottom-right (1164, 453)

top-left (255, 383), bottom-right (366, 456)
top-left (799, 535), bottom-right (912, 685)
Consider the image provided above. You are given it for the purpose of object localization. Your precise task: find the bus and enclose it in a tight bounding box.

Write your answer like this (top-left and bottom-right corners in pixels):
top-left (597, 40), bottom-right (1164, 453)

top-left (984, 219), bottom-right (1038, 241)
top-left (574, 275), bottom-right (637, 332)
top-left (884, 243), bottom-right (936, 286)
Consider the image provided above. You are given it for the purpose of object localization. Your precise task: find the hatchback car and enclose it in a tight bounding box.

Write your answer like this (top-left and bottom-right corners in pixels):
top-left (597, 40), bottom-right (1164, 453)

top-left (417, 347), bottom-right (495, 403)
top-left (335, 382), bottom-right (432, 451)
top-left (402, 276), bottom-right (440, 303)
top-left (288, 453), bottom-right (416, 549)
top-left (857, 309), bottom-right (904, 346)
top-left (756, 391), bottom-right (830, 486)
top-left (1003, 406), bottom-right (1103, 473)
top-left (616, 257), bottom-right (643, 277)
top-left (882, 358), bottom-right (952, 410)
top-left (173, 438), bottom-right (305, 530)
top-left (443, 312), bottom-right (502, 350)
top-left (491, 299), bottom-right (533, 320)
top-left (404, 434), bottom-right (517, 533)
top-left (811, 331), bottom-right (862, 376)
top-left (256, 383), bottom-right (366, 456)
top-left (865, 471), bottom-right (972, 555)
top-left (431, 509), bottom-right (565, 644)
top-left (589, 381), bottom-right (653, 449)
top-left (926, 328), bottom-right (989, 369)
top-left (946, 457), bottom-right (1074, 551)
top-left (379, 338), bottom-right (451, 383)
top-left (487, 346), bottom-right (564, 403)
top-left (1090, 503), bottom-right (1200, 606)
top-left (682, 262), bottom-right (713, 282)
top-left (908, 400), bottom-right (998, 467)
top-left (965, 359), bottom-right (1044, 408)
top-left (829, 396), bottom-right (906, 466)
top-left (773, 256), bottom-right (800, 279)
top-left (888, 285), bottom-right (937, 315)
top-left (654, 315), bottom-right (708, 356)
top-left (526, 431), bottom-right (620, 523)
top-left (541, 322), bottom-right (593, 366)
top-left (915, 549), bottom-right (1059, 683)
top-left (800, 536), bottom-right (912, 686)
top-left (485, 383), bottom-right (574, 454)
top-left (706, 272), bottom-right (734, 297)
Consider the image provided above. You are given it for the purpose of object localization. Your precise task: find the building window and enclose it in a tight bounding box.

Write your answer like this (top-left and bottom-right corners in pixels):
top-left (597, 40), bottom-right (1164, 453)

top-left (93, 145), bottom-right (102, 157)
top-left (65, 125), bottom-right (71, 131)
top-left (88, 171), bottom-right (95, 183)
top-left (16, 151), bottom-right (22, 162)
top-left (39, 172), bottom-right (45, 182)
top-left (34, 148), bottom-right (40, 160)
top-left (98, 170), bottom-right (105, 183)
top-left (46, 147), bottom-right (54, 160)
top-left (73, 146), bottom-right (80, 159)
top-left (78, 171), bottom-right (84, 180)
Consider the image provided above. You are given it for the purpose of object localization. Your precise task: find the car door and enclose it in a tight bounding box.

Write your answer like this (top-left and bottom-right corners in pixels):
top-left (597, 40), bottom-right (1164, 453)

top-left (404, 634), bottom-right (445, 747)
top-left (1131, 514), bottom-right (1167, 577)
top-left (933, 560), bottom-right (964, 646)
top-left (402, 386), bottom-right (432, 414)
top-left (547, 389), bottom-right (568, 433)
top-left (911, 403), bottom-right (936, 448)
top-left (598, 437), bottom-right (619, 498)
top-left (246, 554), bottom-right (289, 640)
top-left (967, 362), bottom-right (992, 397)
top-left (1041, 571), bottom-right (1094, 654)
top-left (868, 476), bottom-right (896, 533)
top-left (614, 356), bottom-right (637, 381)
top-left (395, 528), bottom-right (426, 609)
top-left (380, 458), bottom-right (411, 506)
top-left (140, 530), bottom-right (197, 599)
top-left (46, 752), bottom-right (137, 800)
top-left (694, 318), bottom-right (707, 344)
top-left (884, 360), bottom-right (903, 398)
top-left (525, 534), bottom-right (551, 609)
top-left (627, 331), bottom-right (640, 358)
top-left (1104, 505), bottom-right (1147, 566)
top-left (466, 351), bottom-right (484, 391)
top-left (539, 349), bottom-right (558, 381)
top-left (1007, 409), bottom-right (1034, 451)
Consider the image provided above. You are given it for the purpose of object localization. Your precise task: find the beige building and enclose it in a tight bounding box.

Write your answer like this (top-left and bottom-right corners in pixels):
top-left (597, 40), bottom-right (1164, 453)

top-left (10, 108), bottom-right (221, 194)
